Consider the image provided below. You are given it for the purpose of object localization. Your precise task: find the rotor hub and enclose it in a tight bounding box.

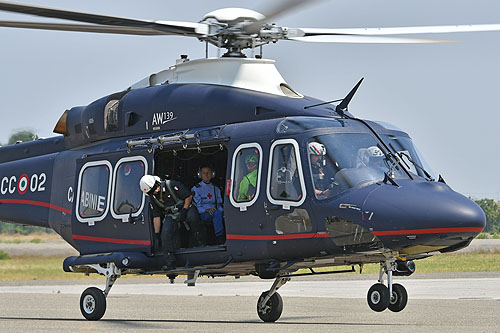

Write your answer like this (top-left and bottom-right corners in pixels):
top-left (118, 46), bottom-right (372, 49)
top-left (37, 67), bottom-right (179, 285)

top-left (199, 8), bottom-right (286, 57)
top-left (202, 8), bottom-right (265, 24)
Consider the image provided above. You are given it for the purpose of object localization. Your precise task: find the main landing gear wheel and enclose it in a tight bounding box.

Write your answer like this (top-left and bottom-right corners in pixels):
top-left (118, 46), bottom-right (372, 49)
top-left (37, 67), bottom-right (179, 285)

top-left (367, 283), bottom-right (390, 312)
top-left (388, 283), bottom-right (408, 312)
top-left (257, 291), bottom-right (283, 322)
top-left (80, 287), bottom-right (107, 321)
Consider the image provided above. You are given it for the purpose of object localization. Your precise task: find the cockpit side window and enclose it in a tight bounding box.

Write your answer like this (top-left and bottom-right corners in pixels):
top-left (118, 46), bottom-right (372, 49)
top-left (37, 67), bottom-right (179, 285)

top-left (266, 139), bottom-right (306, 209)
top-left (229, 143), bottom-right (263, 211)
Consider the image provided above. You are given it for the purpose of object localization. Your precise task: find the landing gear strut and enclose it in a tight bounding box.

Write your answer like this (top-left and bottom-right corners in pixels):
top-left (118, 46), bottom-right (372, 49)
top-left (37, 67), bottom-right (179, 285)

top-left (257, 276), bottom-right (290, 322)
top-left (367, 260), bottom-right (408, 312)
top-left (79, 263), bottom-right (121, 320)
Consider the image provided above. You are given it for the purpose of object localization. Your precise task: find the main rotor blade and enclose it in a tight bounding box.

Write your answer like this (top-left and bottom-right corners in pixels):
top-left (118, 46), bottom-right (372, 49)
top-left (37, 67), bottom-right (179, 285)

top-left (293, 24), bottom-right (500, 37)
top-left (0, 21), bottom-right (170, 35)
top-left (0, 1), bottom-right (205, 36)
top-left (289, 35), bottom-right (446, 43)
top-left (245, 0), bottom-right (323, 33)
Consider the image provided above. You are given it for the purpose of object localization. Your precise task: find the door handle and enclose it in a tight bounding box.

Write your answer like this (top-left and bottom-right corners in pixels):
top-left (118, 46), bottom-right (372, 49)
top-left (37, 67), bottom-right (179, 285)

top-left (128, 213), bottom-right (144, 224)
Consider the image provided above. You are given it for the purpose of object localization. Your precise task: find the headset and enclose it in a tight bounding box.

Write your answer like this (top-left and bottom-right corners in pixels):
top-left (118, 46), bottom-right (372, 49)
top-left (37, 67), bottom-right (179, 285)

top-left (197, 166), bottom-right (216, 179)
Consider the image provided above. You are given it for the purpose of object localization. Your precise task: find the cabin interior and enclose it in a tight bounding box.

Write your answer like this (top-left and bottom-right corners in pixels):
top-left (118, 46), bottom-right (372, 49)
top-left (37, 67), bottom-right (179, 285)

top-left (153, 144), bottom-right (228, 247)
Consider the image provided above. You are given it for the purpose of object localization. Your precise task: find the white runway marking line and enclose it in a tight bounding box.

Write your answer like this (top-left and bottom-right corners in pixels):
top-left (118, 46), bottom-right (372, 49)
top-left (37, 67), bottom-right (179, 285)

top-left (0, 278), bottom-right (499, 300)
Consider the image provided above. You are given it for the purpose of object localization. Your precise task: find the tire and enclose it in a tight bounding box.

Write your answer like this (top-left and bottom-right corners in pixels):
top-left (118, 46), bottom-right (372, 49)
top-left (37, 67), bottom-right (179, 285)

top-left (257, 291), bottom-right (283, 322)
top-left (367, 283), bottom-right (390, 312)
top-left (388, 283), bottom-right (408, 312)
top-left (80, 287), bottom-right (107, 321)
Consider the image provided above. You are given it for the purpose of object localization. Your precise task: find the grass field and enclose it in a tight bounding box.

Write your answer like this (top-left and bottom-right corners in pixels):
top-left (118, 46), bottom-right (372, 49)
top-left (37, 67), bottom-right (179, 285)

top-left (0, 252), bottom-right (499, 281)
top-left (354, 251), bottom-right (500, 274)
top-left (0, 233), bottom-right (60, 244)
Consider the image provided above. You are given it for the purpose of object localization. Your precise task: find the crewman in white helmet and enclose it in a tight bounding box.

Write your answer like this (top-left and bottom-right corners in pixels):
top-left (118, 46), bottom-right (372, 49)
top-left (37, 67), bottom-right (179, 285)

top-left (139, 174), bottom-right (193, 269)
top-left (357, 146), bottom-right (385, 168)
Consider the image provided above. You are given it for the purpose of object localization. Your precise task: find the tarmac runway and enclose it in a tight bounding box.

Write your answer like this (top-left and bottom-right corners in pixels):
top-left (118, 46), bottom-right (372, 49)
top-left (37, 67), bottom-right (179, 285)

top-left (0, 274), bottom-right (499, 332)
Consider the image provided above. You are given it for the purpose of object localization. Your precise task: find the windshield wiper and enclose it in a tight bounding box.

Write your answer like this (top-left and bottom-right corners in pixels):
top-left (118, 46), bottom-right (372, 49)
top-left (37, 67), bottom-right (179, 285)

top-left (373, 142), bottom-right (405, 180)
top-left (389, 145), bottom-right (434, 181)
top-left (401, 152), bottom-right (434, 181)
top-left (386, 152), bottom-right (405, 179)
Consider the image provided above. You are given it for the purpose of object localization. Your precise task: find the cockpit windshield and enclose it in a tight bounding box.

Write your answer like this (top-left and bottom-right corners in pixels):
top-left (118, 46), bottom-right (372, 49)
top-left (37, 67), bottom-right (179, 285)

top-left (308, 133), bottom-right (409, 199)
top-left (381, 134), bottom-right (436, 181)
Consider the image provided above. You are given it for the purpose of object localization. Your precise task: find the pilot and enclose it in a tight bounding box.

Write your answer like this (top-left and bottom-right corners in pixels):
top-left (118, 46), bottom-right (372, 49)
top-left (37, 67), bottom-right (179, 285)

top-left (192, 166), bottom-right (225, 244)
top-left (309, 142), bottom-right (332, 198)
top-left (237, 152), bottom-right (259, 201)
top-left (358, 146), bottom-right (385, 168)
top-left (139, 174), bottom-right (193, 270)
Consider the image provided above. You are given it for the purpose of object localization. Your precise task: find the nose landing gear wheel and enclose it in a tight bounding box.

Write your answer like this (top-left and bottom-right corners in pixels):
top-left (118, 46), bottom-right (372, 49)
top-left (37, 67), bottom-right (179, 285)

top-left (80, 287), bottom-right (107, 321)
top-left (367, 283), bottom-right (390, 312)
top-left (388, 283), bottom-right (408, 312)
top-left (257, 291), bottom-right (283, 322)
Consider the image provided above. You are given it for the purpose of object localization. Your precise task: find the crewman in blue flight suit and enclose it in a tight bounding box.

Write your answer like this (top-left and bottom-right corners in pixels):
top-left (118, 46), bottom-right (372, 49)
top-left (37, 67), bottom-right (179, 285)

top-left (192, 166), bottom-right (225, 244)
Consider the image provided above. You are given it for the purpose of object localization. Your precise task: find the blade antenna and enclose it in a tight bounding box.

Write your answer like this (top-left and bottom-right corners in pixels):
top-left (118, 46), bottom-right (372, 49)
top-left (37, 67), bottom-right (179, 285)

top-left (336, 78), bottom-right (364, 116)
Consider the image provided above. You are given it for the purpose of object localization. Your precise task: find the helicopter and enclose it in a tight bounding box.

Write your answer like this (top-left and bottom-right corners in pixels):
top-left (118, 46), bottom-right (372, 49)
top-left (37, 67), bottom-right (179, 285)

top-left (0, 0), bottom-right (496, 323)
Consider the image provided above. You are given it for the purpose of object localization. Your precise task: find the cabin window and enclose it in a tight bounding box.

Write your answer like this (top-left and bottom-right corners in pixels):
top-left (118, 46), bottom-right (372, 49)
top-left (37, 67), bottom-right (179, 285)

top-left (229, 143), bottom-right (263, 211)
top-left (111, 156), bottom-right (148, 222)
top-left (275, 208), bottom-right (312, 234)
top-left (76, 161), bottom-right (112, 226)
top-left (266, 139), bottom-right (306, 209)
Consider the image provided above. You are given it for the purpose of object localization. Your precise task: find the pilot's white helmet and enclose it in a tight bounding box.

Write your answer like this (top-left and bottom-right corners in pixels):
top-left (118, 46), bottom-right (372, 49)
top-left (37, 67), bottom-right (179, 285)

top-left (366, 146), bottom-right (383, 158)
top-left (139, 175), bottom-right (161, 195)
top-left (308, 142), bottom-right (326, 156)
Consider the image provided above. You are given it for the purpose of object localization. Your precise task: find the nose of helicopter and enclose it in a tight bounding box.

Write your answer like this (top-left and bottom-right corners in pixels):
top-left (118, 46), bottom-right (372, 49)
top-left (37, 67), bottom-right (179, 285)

top-left (362, 180), bottom-right (485, 252)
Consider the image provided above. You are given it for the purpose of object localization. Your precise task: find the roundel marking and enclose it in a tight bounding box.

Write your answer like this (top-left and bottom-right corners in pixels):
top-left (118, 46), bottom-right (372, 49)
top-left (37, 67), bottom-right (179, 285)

top-left (124, 165), bottom-right (131, 176)
top-left (18, 174), bottom-right (29, 195)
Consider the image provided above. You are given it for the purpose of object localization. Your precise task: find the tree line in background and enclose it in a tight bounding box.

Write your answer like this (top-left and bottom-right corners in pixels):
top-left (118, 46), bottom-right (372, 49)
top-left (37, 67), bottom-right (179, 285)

top-left (1, 130), bottom-right (38, 146)
top-left (474, 199), bottom-right (500, 234)
top-left (0, 130), bottom-right (499, 235)
top-left (0, 222), bottom-right (53, 235)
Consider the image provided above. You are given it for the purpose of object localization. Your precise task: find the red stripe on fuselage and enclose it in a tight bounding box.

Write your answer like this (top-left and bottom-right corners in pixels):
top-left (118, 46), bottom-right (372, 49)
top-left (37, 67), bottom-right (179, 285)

top-left (226, 232), bottom-right (330, 240)
top-left (371, 227), bottom-right (484, 236)
top-left (0, 198), bottom-right (72, 214)
top-left (72, 234), bottom-right (151, 245)
top-left (227, 227), bottom-right (482, 241)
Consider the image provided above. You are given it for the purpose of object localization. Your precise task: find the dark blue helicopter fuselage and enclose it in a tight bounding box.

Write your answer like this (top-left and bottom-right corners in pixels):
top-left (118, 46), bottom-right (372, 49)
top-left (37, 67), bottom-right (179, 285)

top-left (0, 82), bottom-right (485, 275)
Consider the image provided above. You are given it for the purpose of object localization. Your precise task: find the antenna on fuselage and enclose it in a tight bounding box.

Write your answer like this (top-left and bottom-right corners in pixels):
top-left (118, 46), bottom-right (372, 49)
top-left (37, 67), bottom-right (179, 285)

top-left (336, 78), bottom-right (364, 116)
top-left (303, 77), bottom-right (364, 116)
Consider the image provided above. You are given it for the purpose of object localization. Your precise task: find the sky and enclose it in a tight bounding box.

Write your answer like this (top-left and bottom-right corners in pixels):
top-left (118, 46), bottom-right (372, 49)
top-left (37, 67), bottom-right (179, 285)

top-left (0, 0), bottom-right (499, 199)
